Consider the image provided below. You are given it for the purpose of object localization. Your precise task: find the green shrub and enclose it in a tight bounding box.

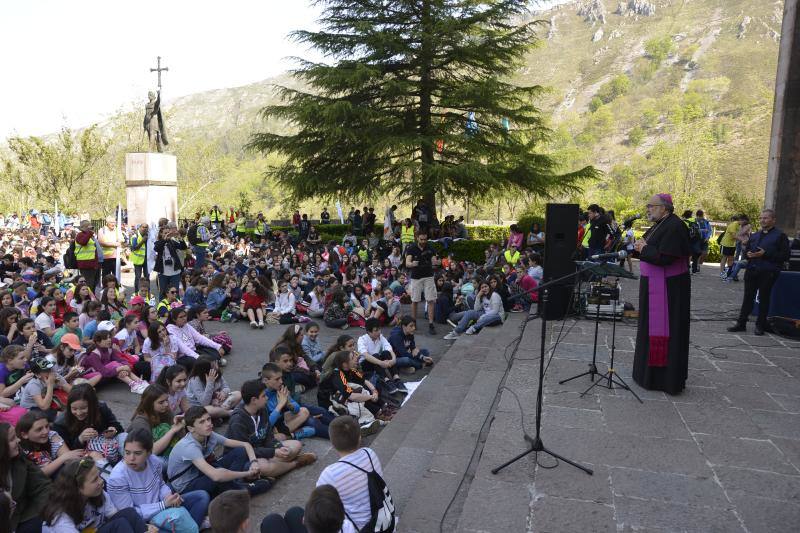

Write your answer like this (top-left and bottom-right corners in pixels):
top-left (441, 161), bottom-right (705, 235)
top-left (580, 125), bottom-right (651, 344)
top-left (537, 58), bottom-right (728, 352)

top-left (466, 225), bottom-right (510, 241)
top-left (430, 240), bottom-right (495, 263)
top-left (706, 240), bottom-right (721, 263)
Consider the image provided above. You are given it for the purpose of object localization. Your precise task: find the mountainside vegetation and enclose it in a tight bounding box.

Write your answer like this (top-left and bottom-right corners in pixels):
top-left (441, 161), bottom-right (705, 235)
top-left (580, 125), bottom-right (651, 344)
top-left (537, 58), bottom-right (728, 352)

top-left (0, 0), bottom-right (782, 223)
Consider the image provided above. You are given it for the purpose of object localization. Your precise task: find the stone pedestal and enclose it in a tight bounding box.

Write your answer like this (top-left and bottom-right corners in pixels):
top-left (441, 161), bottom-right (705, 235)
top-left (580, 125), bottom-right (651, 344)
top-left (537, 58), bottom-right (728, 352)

top-left (766, 0), bottom-right (800, 236)
top-left (125, 152), bottom-right (178, 227)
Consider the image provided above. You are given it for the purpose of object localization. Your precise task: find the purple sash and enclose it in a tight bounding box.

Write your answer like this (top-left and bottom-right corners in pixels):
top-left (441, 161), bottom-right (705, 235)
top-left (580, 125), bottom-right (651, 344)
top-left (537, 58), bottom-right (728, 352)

top-left (639, 259), bottom-right (688, 367)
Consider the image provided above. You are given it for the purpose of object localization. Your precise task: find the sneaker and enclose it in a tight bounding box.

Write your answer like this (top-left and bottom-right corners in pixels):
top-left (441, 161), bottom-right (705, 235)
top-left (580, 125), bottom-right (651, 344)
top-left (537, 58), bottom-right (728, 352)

top-left (447, 319), bottom-right (458, 328)
top-left (465, 326), bottom-right (476, 335)
top-left (246, 479), bottom-right (273, 496)
top-left (130, 380), bottom-right (148, 394)
top-left (719, 272), bottom-right (727, 279)
top-left (250, 321), bottom-right (258, 329)
top-left (394, 379), bottom-right (408, 393)
top-left (295, 452), bottom-right (317, 467)
top-left (384, 380), bottom-right (399, 395)
top-left (428, 323), bottom-right (436, 335)
top-left (360, 420), bottom-right (381, 436)
top-left (296, 384), bottom-right (306, 394)
top-left (201, 517), bottom-right (211, 530)
top-left (443, 331), bottom-right (459, 340)
top-left (258, 321), bottom-right (265, 329)
top-left (293, 426), bottom-right (315, 440)
top-left (218, 358), bottom-right (227, 367)
top-left (340, 323), bottom-right (350, 330)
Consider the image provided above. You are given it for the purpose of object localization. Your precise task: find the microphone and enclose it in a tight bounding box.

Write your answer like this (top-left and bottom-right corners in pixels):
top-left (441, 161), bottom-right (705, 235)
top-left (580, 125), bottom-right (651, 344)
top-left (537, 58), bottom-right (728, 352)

top-left (590, 250), bottom-right (628, 260)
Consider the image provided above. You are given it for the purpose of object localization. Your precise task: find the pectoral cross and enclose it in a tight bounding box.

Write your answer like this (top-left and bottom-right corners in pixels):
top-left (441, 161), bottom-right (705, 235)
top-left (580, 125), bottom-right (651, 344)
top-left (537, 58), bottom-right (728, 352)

top-left (150, 56), bottom-right (169, 90)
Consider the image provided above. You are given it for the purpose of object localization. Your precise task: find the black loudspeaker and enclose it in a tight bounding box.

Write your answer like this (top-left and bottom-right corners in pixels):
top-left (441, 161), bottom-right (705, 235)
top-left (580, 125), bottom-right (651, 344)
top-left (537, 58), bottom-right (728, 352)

top-left (543, 203), bottom-right (579, 320)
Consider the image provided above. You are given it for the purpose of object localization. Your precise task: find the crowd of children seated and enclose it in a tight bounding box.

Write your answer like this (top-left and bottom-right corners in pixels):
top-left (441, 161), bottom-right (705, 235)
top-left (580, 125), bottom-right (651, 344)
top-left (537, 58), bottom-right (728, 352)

top-left (0, 204), bottom-right (544, 532)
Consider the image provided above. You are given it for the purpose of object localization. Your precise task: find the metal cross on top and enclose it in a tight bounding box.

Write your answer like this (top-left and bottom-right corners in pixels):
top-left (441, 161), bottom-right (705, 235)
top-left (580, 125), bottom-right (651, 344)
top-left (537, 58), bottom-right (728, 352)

top-left (150, 56), bottom-right (169, 90)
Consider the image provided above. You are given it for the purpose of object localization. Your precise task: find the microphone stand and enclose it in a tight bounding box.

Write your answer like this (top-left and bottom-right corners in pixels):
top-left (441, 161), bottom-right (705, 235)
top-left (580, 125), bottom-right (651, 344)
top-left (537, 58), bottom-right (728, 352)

top-left (492, 263), bottom-right (598, 477)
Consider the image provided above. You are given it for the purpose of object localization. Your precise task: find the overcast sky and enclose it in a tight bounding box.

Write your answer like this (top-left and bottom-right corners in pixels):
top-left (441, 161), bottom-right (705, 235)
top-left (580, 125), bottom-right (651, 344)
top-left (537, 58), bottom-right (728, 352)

top-left (0, 0), bottom-right (572, 139)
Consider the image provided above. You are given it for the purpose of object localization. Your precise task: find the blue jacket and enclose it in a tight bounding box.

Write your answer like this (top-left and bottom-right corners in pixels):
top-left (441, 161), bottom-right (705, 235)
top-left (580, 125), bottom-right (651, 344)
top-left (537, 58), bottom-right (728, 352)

top-left (206, 287), bottom-right (227, 311)
top-left (744, 227), bottom-right (790, 273)
top-left (265, 387), bottom-right (300, 427)
top-left (388, 326), bottom-right (415, 359)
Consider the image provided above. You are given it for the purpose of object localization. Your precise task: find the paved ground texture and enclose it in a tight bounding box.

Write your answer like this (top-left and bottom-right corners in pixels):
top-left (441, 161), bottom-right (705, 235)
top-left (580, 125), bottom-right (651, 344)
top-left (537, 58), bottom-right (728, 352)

top-left (104, 262), bottom-right (800, 532)
top-left (377, 263), bottom-right (800, 533)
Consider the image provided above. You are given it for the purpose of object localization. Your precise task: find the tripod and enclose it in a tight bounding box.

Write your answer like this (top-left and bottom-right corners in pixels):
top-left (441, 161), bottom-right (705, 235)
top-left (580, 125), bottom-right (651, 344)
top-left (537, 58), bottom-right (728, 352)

top-left (492, 264), bottom-right (597, 477)
top-left (580, 290), bottom-right (643, 402)
top-left (558, 295), bottom-right (604, 386)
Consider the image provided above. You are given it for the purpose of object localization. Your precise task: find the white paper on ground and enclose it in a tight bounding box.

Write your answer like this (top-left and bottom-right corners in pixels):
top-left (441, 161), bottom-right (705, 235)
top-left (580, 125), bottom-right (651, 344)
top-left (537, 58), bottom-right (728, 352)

top-left (401, 376), bottom-right (426, 406)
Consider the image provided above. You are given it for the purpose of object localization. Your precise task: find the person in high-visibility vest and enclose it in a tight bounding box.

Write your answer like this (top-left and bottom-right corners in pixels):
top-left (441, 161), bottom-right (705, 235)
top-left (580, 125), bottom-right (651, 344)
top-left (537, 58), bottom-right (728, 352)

top-left (190, 217), bottom-right (211, 269)
top-left (209, 204), bottom-right (224, 231)
top-left (98, 216), bottom-right (123, 279)
top-left (400, 218), bottom-right (415, 253)
top-left (503, 245), bottom-right (521, 267)
top-left (74, 220), bottom-right (100, 290)
top-left (581, 223), bottom-right (592, 259)
top-left (130, 224), bottom-right (149, 293)
top-left (235, 211), bottom-right (247, 240)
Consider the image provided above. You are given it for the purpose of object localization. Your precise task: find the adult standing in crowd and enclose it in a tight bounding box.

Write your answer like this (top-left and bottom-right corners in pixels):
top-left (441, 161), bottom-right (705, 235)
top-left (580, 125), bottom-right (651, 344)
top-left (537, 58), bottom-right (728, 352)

top-left (130, 224), bottom-right (149, 293)
top-left (632, 193), bottom-right (692, 395)
top-left (405, 232), bottom-right (439, 335)
top-left (98, 216), bottom-right (123, 280)
top-left (728, 209), bottom-right (790, 336)
top-left (190, 217), bottom-right (211, 270)
top-left (74, 220), bottom-right (101, 291)
top-left (154, 223), bottom-right (187, 297)
top-left (719, 215), bottom-right (740, 279)
top-left (586, 204), bottom-right (610, 259)
top-left (695, 210), bottom-right (713, 271)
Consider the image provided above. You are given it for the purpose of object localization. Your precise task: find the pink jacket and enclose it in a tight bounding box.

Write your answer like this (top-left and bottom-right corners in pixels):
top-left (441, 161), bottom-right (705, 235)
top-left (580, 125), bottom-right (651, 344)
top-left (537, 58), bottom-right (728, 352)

top-left (81, 347), bottom-right (127, 378)
top-left (166, 323), bottom-right (220, 359)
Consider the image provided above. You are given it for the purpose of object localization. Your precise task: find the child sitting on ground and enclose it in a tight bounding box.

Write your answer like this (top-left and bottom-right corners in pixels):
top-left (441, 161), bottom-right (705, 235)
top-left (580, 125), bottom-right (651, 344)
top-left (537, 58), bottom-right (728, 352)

top-left (260, 362), bottom-right (318, 440)
top-left (357, 318), bottom-right (406, 395)
top-left (19, 356), bottom-right (71, 421)
top-left (225, 379), bottom-right (316, 479)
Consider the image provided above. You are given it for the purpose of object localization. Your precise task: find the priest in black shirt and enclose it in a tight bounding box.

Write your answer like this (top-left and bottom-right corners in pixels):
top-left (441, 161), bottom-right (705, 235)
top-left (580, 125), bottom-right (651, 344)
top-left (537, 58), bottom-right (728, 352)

top-left (632, 193), bottom-right (692, 395)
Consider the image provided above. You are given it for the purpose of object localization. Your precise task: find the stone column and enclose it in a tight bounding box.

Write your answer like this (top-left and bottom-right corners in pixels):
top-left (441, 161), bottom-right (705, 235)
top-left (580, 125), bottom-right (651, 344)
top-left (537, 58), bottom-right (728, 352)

top-left (125, 152), bottom-right (178, 227)
top-left (766, 0), bottom-right (800, 236)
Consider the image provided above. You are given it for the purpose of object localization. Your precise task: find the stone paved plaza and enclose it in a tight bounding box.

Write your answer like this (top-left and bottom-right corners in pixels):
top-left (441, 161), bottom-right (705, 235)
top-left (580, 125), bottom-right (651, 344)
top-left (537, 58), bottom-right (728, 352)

top-left (105, 262), bottom-right (800, 532)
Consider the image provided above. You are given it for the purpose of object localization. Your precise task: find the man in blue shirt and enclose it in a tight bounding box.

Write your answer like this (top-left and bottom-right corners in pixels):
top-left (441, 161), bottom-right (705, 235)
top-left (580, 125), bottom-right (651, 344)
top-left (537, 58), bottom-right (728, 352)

top-left (695, 210), bottom-right (713, 272)
top-left (728, 209), bottom-right (790, 336)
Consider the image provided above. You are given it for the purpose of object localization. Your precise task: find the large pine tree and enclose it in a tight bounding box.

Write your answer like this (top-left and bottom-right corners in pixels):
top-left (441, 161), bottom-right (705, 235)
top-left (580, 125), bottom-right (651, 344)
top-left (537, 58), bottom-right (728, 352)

top-left (249, 0), bottom-right (598, 215)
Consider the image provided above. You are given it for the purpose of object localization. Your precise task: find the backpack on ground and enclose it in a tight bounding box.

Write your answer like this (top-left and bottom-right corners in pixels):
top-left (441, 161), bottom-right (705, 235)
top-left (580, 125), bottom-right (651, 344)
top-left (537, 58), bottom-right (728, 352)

top-left (338, 449), bottom-right (396, 533)
top-left (63, 240), bottom-right (78, 269)
top-left (187, 224), bottom-right (199, 245)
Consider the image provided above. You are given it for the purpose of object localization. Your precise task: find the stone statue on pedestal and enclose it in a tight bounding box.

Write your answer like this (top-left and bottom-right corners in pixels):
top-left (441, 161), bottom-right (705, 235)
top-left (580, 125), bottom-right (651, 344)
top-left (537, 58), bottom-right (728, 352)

top-left (143, 91), bottom-right (168, 153)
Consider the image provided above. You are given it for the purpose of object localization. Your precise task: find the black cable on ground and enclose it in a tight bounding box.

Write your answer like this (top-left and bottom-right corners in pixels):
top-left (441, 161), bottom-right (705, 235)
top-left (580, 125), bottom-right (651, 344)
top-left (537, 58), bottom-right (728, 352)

top-left (438, 306), bottom-right (529, 533)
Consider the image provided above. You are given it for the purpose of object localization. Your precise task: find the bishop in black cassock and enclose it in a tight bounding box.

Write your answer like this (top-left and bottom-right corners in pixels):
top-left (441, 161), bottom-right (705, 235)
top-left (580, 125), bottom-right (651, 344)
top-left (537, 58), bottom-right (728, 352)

top-left (632, 193), bottom-right (692, 395)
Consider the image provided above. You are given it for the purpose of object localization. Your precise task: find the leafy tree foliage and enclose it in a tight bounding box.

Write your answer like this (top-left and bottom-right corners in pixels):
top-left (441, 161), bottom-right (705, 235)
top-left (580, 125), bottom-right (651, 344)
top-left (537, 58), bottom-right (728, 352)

top-left (1, 127), bottom-right (108, 212)
top-left (249, 0), bottom-right (598, 215)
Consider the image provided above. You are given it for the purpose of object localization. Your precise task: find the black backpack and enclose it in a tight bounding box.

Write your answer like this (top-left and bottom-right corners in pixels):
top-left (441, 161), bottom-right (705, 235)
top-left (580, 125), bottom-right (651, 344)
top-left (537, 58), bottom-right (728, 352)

top-left (187, 224), bottom-right (199, 245)
top-left (63, 240), bottom-right (78, 269)
top-left (338, 450), bottom-right (396, 533)
top-left (686, 220), bottom-right (701, 243)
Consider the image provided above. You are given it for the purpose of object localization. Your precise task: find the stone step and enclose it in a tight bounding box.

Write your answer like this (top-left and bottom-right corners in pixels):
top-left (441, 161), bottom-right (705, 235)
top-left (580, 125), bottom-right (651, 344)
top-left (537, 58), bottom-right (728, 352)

top-left (368, 315), bottom-right (527, 532)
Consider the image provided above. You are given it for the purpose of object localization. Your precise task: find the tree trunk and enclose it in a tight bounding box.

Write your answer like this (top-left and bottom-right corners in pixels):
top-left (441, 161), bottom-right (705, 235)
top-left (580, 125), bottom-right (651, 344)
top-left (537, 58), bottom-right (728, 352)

top-left (418, 0), bottom-right (436, 221)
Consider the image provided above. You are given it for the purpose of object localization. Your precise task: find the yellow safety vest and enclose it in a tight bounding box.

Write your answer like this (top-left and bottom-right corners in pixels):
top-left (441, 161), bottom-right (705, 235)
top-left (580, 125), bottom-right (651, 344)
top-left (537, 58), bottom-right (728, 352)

top-left (581, 224), bottom-right (592, 247)
top-left (236, 217), bottom-right (246, 233)
top-left (504, 249), bottom-right (520, 265)
top-left (196, 226), bottom-right (209, 248)
top-left (130, 232), bottom-right (146, 265)
top-left (401, 225), bottom-right (415, 244)
top-left (75, 237), bottom-right (96, 262)
top-left (209, 209), bottom-right (223, 223)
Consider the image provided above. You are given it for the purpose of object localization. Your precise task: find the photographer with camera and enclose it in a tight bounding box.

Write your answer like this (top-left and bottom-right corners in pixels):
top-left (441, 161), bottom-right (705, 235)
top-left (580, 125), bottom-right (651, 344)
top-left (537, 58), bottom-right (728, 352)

top-left (154, 222), bottom-right (188, 298)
